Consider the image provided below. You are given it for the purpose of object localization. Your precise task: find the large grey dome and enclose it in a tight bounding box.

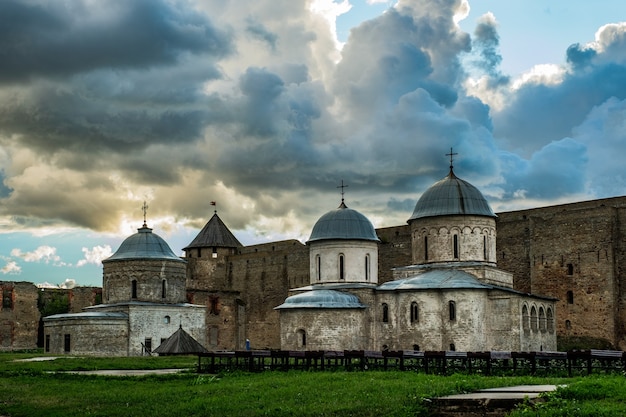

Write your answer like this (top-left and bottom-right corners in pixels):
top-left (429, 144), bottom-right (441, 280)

top-left (308, 202), bottom-right (379, 243)
top-left (103, 224), bottom-right (184, 263)
top-left (409, 169), bottom-right (496, 221)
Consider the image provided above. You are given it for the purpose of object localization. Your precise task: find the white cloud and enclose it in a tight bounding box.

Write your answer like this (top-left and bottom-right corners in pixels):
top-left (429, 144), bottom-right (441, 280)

top-left (11, 245), bottom-right (62, 264)
top-left (77, 245), bottom-right (112, 267)
top-left (1, 260), bottom-right (21, 275)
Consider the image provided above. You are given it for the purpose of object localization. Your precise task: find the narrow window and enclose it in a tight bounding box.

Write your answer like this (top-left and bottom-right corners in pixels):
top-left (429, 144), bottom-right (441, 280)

top-left (565, 319), bottom-right (572, 330)
top-left (45, 335), bottom-right (50, 353)
top-left (161, 280), bottom-right (166, 299)
top-left (483, 235), bottom-right (487, 260)
top-left (209, 297), bottom-right (220, 315)
top-left (131, 280), bottom-right (137, 299)
top-left (567, 290), bottom-right (574, 304)
top-left (567, 263), bottom-right (574, 275)
top-left (297, 329), bottom-right (306, 347)
top-left (144, 338), bottom-right (152, 354)
top-left (197, 248), bottom-right (201, 258)
top-left (547, 308), bottom-right (554, 333)
top-left (413, 344), bottom-right (420, 351)
top-left (539, 307), bottom-right (546, 331)
top-left (410, 302), bottom-right (419, 323)
top-left (2, 288), bottom-right (13, 310)
top-left (317, 255), bottom-right (321, 281)
top-left (365, 255), bottom-right (370, 281)
top-left (449, 300), bottom-right (456, 321)
top-left (64, 334), bottom-right (71, 353)
top-left (530, 306), bottom-right (538, 331)
top-left (382, 303), bottom-right (389, 323)
top-left (163, 315), bottom-right (171, 324)
top-left (449, 343), bottom-right (456, 351)
top-left (424, 236), bottom-right (428, 261)
top-left (339, 255), bottom-right (345, 280)
top-left (522, 305), bottom-right (530, 332)
top-left (453, 235), bottom-right (459, 259)
top-left (212, 246), bottom-right (218, 258)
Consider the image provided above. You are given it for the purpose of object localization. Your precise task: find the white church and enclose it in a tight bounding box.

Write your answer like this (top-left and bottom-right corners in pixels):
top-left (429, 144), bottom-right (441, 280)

top-left (276, 163), bottom-right (557, 352)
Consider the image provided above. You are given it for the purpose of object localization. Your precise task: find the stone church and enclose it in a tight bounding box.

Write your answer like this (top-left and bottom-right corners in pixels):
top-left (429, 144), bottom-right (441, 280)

top-left (43, 219), bottom-right (206, 356)
top-left (275, 166), bottom-right (556, 352)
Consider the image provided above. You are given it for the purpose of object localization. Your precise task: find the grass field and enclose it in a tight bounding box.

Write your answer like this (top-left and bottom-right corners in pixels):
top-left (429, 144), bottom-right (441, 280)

top-left (0, 351), bottom-right (625, 416)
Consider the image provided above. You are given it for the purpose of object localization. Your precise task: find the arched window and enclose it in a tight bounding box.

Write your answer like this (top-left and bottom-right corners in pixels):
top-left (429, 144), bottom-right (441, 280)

top-left (131, 279), bottom-right (137, 299)
top-left (365, 255), bottom-right (370, 281)
top-left (449, 300), bottom-right (456, 321)
top-left (382, 303), bottom-right (389, 323)
top-left (453, 235), bottom-right (459, 259)
top-left (547, 308), bottom-right (554, 333)
top-left (339, 254), bottom-right (345, 280)
top-left (410, 302), bottom-right (419, 323)
top-left (413, 344), bottom-right (420, 351)
top-left (316, 255), bottom-right (321, 281)
top-left (424, 236), bottom-right (428, 261)
top-left (565, 319), bottom-right (572, 330)
top-left (297, 329), bottom-right (306, 347)
top-left (567, 290), bottom-right (574, 304)
top-left (522, 305), bottom-right (530, 332)
top-left (483, 235), bottom-right (487, 260)
top-left (449, 343), bottom-right (456, 351)
top-left (530, 306), bottom-right (538, 331)
top-left (539, 307), bottom-right (546, 331)
top-left (161, 279), bottom-right (167, 299)
top-left (164, 315), bottom-right (171, 324)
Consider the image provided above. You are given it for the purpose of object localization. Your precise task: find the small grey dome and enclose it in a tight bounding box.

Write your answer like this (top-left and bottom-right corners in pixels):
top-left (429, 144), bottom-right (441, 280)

top-left (378, 269), bottom-right (491, 291)
top-left (103, 224), bottom-right (184, 263)
top-left (275, 289), bottom-right (366, 309)
top-left (308, 202), bottom-right (379, 243)
top-left (408, 169), bottom-right (496, 221)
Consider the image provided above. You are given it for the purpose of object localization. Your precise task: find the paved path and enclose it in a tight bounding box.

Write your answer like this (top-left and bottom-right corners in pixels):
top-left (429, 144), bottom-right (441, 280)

top-left (432, 385), bottom-right (560, 417)
top-left (58, 368), bottom-right (188, 376)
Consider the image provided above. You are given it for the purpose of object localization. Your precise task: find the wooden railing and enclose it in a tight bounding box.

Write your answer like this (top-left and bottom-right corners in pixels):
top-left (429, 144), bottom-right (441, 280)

top-left (196, 349), bottom-right (626, 376)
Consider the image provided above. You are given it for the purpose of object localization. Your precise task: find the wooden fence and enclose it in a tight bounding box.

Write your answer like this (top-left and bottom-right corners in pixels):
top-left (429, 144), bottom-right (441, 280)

top-left (197, 349), bottom-right (626, 376)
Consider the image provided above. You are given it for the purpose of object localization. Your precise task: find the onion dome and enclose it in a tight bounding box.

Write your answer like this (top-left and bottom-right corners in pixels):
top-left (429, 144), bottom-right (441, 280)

top-left (308, 202), bottom-right (379, 243)
top-left (409, 168), bottom-right (496, 221)
top-left (103, 224), bottom-right (184, 263)
top-left (274, 289), bottom-right (366, 309)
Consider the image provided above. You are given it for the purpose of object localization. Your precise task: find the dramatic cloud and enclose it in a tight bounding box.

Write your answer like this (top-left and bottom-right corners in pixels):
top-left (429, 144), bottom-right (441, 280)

top-left (77, 245), bottom-right (113, 267)
top-left (0, 0), bottom-right (625, 266)
top-left (11, 245), bottom-right (62, 264)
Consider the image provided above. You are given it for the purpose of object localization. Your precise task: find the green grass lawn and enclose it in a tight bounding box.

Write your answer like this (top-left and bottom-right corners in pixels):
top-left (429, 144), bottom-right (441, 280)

top-left (0, 351), bottom-right (625, 417)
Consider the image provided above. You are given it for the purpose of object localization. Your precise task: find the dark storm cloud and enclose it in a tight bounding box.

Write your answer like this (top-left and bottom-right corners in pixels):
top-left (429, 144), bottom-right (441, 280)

top-left (0, 0), bottom-right (232, 83)
top-left (566, 43), bottom-right (597, 69)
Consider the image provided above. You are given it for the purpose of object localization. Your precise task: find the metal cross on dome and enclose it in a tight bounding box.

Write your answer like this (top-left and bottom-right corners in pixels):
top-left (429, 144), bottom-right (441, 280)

top-left (337, 180), bottom-right (349, 203)
top-left (142, 201), bottom-right (149, 226)
top-left (446, 147), bottom-right (458, 170)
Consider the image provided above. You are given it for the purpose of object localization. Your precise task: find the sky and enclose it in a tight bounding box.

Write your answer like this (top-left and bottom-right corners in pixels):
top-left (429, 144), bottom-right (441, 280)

top-left (1, 0), bottom-right (626, 287)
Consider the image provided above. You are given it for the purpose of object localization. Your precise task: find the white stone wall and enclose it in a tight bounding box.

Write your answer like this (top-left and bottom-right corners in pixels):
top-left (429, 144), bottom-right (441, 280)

top-left (410, 216), bottom-right (496, 265)
top-left (127, 304), bottom-right (206, 356)
top-left (309, 240), bottom-right (378, 284)
top-left (44, 318), bottom-right (129, 356)
top-left (280, 308), bottom-right (368, 351)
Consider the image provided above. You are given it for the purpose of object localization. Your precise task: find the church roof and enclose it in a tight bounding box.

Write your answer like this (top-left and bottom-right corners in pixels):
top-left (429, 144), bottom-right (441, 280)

top-left (153, 325), bottom-right (209, 355)
top-left (377, 269), bottom-right (491, 291)
top-left (274, 289), bottom-right (366, 309)
top-left (184, 212), bottom-right (242, 251)
top-left (103, 224), bottom-right (184, 263)
top-left (408, 168), bottom-right (496, 221)
top-left (307, 202), bottom-right (380, 243)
